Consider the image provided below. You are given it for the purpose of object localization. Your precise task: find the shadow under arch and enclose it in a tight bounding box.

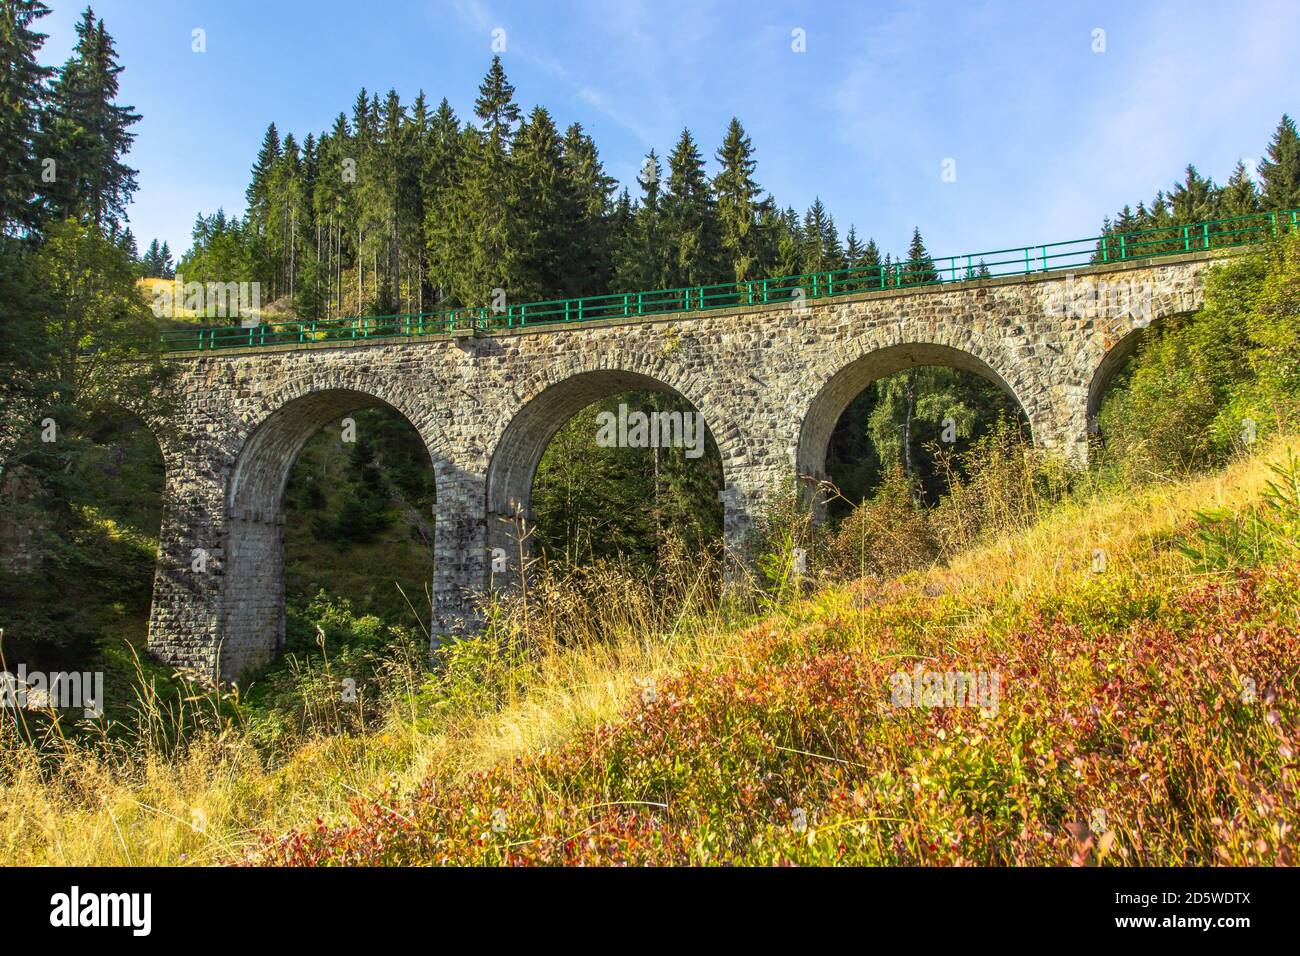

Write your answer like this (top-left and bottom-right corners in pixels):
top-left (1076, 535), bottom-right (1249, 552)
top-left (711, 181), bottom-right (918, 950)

top-left (222, 386), bottom-right (440, 679)
top-left (796, 341), bottom-right (1033, 490)
top-left (484, 368), bottom-right (723, 581)
top-left (1085, 322), bottom-right (1161, 430)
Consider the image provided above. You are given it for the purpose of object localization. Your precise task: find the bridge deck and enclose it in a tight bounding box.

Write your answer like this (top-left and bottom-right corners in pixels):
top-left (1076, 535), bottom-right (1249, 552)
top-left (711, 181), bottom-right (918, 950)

top-left (159, 209), bottom-right (1297, 356)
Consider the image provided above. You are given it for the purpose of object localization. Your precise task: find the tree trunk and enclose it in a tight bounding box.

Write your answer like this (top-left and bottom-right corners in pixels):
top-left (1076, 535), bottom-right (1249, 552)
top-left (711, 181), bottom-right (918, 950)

top-left (903, 371), bottom-right (919, 504)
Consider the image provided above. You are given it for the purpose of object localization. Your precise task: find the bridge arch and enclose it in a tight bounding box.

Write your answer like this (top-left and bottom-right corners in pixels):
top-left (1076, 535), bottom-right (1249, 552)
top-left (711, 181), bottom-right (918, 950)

top-left (796, 340), bottom-right (1038, 492)
top-left (1086, 324), bottom-right (1154, 430)
top-left (1080, 279), bottom-right (1205, 440)
top-left (218, 380), bottom-right (448, 680)
top-left (483, 364), bottom-right (730, 584)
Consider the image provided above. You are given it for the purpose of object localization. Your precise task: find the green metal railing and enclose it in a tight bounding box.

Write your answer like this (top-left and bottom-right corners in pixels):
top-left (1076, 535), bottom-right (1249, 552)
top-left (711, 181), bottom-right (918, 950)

top-left (160, 208), bottom-right (1300, 353)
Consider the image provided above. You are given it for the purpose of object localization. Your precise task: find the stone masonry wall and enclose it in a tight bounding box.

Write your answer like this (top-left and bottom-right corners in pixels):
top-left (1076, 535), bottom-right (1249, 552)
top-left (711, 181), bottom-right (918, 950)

top-left (144, 253), bottom-right (1220, 681)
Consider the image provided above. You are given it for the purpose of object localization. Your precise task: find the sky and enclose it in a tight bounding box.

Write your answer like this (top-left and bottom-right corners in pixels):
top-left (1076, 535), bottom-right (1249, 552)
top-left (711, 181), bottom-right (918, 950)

top-left (35, 0), bottom-right (1300, 262)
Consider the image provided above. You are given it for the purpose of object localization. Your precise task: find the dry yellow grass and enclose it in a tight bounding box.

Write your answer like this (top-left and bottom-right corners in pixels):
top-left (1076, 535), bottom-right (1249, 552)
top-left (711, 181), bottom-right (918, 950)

top-left (1, 437), bottom-right (1293, 866)
top-left (939, 439), bottom-right (1294, 598)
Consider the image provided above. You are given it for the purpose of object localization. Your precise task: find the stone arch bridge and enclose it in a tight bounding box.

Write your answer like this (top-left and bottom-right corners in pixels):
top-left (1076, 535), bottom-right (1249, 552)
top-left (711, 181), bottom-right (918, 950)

top-left (142, 251), bottom-right (1222, 680)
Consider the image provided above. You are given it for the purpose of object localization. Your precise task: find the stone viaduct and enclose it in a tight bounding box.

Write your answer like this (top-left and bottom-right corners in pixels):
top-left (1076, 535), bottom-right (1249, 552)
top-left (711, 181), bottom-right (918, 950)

top-left (140, 251), bottom-right (1224, 681)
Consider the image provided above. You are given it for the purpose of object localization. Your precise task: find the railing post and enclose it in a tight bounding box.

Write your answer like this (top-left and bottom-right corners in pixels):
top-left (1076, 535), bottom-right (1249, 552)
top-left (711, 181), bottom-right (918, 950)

top-left (762, 280), bottom-right (769, 303)
top-left (578, 298), bottom-right (584, 321)
top-left (623, 294), bottom-right (629, 317)
top-left (1023, 247), bottom-right (1030, 274)
top-left (1202, 222), bottom-right (1210, 250)
top-left (637, 292), bottom-right (643, 315)
top-left (1119, 234), bottom-right (1127, 260)
top-left (1271, 212), bottom-right (1278, 238)
top-left (1182, 225), bottom-right (1190, 252)
top-left (746, 282), bottom-right (753, 304)
top-left (1101, 237), bottom-right (1109, 263)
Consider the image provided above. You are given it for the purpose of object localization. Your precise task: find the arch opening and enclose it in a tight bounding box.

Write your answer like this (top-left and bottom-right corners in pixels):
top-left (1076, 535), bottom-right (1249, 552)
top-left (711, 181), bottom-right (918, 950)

top-left (1086, 323), bottom-right (1158, 438)
top-left (799, 343), bottom-right (1031, 514)
top-left (224, 389), bottom-right (436, 678)
top-left (486, 370), bottom-right (724, 582)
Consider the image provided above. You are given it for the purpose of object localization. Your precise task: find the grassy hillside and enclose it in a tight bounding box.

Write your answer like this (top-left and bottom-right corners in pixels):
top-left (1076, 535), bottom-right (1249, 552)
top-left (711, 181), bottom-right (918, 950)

top-left (2, 438), bottom-right (1295, 866)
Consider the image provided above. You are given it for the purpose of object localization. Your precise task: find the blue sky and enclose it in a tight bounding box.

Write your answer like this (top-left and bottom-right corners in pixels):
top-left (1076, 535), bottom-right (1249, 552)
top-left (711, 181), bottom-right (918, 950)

top-left (37, 0), bottom-right (1299, 262)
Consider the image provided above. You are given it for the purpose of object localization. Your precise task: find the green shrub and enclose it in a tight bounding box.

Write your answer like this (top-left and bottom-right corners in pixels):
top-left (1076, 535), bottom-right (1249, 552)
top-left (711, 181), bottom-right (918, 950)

top-left (1097, 231), bottom-right (1300, 478)
top-left (1179, 450), bottom-right (1300, 571)
top-left (828, 466), bottom-right (936, 579)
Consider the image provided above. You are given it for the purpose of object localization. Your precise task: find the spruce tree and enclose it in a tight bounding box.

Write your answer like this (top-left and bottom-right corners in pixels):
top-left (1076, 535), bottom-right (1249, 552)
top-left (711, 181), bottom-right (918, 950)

top-left (713, 118), bottom-right (769, 283)
top-left (1221, 160), bottom-right (1260, 218)
top-left (0, 0), bottom-right (53, 234)
top-left (474, 55), bottom-right (521, 145)
top-left (773, 206), bottom-right (802, 277)
top-left (614, 149), bottom-right (669, 291)
top-left (1169, 164), bottom-right (1218, 223)
top-left (844, 225), bottom-right (862, 268)
top-left (39, 6), bottom-right (140, 229)
top-left (1115, 204), bottom-right (1138, 233)
top-left (141, 237), bottom-right (161, 276)
top-left (860, 237), bottom-right (882, 273)
top-left (351, 88), bottom-right (371, 142)
top-left (560, 122), bottom-right (616, 296)
top-left (663, 128), bottom-right (721, 288)
top-left (422, 98), bottom-right (461, 306)
top-left (608, 186), bottom-right (635, 287)
top-left (511, 106), bottom-right (570, 300)
top-left (246, 122), bottom-right (282, 224)
top-left (800, 199), bottom-right (847, 275)
top-left (1259, 114), bottom-right (1300, 212)
top-left (444, 59), bottom-right (527, 306)
top-left (800, 198), bottom-right (831, 273)
top-left (824, 214), bottom-right (846, 272)
top-left (903, 227), bottom-right (937, 285)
